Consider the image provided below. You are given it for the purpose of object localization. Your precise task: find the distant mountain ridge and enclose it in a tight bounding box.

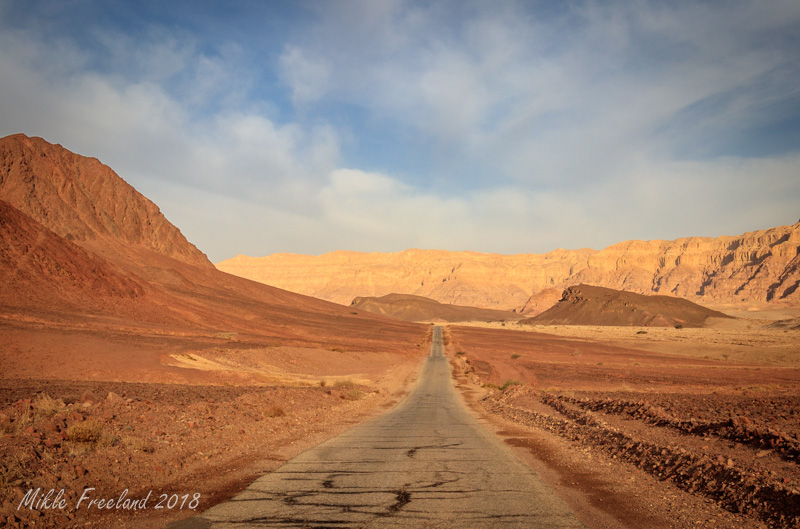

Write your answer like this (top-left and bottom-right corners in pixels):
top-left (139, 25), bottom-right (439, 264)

top-left (217, 222), bottom-right (800, 311)
top-left (350, 293), bottom-right (523, 323)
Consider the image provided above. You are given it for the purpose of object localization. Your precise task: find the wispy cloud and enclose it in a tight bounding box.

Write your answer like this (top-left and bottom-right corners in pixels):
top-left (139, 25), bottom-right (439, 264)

top-left (0, 0), bottom-right (798, 261)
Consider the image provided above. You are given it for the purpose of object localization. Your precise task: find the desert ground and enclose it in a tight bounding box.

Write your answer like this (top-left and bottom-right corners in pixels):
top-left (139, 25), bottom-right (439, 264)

top-left (0, 314), bottom-right (430, 529)
top-left (445, 308), bottom-right (800, 529)
top-left (2, 308), bottom-right (799, 529)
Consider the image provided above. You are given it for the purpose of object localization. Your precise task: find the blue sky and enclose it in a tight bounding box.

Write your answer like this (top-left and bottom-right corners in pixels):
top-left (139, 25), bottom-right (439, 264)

top-left (1, 0), bottom-right (799, 262)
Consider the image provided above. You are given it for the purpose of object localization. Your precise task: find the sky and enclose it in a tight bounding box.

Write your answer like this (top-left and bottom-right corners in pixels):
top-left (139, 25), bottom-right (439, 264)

top-left (1, 0), bottom-right (799, 262)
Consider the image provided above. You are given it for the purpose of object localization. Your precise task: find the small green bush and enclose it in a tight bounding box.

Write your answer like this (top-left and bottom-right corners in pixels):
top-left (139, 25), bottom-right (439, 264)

top-left (500, 379), bottom-right (523, 391)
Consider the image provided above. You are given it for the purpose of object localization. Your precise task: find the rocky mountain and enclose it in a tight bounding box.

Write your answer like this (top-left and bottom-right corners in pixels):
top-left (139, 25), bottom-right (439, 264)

top-left (0, 133), bottom-right (424, 354)
top-left (217, 222), bottom-right (800, 311)
top-left (0, 134), bottom-right (211, 268)
top-left (350, 293), bottom-right (523, 323)
top-left (520, 284), bottom-right (733, 328)
top-left (0, 198), bottom-right (148, 314)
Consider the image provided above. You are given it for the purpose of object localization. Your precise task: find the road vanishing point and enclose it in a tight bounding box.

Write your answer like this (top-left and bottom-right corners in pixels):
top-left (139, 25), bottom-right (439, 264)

top-left (170, 326), bottom-right (585, 528)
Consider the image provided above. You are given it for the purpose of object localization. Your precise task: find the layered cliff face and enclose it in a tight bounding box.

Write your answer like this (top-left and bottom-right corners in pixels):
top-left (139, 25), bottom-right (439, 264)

top-left (571, 225), bottom-right (800, 305)
top-left (0, 134), bottom-right (211, 268)
top-left (218, 248), bottom-right (594, 310)
top-left (217, 223), bottom-right (800, 311)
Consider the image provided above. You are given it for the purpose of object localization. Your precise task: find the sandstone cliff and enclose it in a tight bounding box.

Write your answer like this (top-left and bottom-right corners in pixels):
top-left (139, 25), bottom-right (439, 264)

top-left (217, 223), bottom-right (800, 310)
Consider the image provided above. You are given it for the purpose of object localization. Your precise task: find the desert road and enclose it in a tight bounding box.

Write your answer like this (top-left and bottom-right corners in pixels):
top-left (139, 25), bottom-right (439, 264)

top-left (169, 326), bottom-right (585, 528)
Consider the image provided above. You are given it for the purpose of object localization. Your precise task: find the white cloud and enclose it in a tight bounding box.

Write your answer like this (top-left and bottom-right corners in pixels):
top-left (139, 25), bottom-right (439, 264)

top-left (1, 1), bottom-right (798, 263)
top-left (279, 47), bottom-right (331, 108)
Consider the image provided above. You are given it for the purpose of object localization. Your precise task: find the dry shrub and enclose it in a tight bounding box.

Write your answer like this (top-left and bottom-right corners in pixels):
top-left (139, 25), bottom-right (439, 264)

top-left (500, 379), bottom-right (523, 391)
top-left (11, 408), bottom-right (34, 433)
top-left (66, 419), bottom-right (116, 449)
top-left (265, 405), bottom-right (286, 418)
top-left (343, 389), bottom-right (365, 401)
top-left (66, 420), bottom-right (104, 443)
top-left (0, 414), bottom-right (14, 435)
top-left (125, 436), bottom-right (156, 454)
top-left (33, 393), bottom-right (65, 418)
top-left (332, 379), bottom-right (365, 400)
top-left (0, 457), bottom-right (24, 492)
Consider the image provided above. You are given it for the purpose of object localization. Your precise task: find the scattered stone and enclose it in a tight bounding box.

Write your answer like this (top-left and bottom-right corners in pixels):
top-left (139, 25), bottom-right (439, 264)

top-left (80, 390), bottom-right (99, 404)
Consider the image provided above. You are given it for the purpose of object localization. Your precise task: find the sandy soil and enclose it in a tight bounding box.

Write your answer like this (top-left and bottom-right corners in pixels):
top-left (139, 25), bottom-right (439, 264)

top-left (445, 322), bottom-right (800, 529)
top-left (0, 321), bottom-right (430, 529)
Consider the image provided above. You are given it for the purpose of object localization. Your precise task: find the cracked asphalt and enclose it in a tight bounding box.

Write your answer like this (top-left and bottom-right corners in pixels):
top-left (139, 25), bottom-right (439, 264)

top-left (168, 326), bottom-right (585, 528)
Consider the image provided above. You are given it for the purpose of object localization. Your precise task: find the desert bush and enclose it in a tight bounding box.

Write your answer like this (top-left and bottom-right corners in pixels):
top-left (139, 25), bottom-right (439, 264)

top-left (500, 379), bottom-right (523, 391)
top-left (264, 405), bottom-right (286, 418)
top-left (66, 420), bottom-right (104, 443)
top-left (0, 457), bottom-right (24, 492)
top-left (33, 393), bottom-right (64, 418)
top-left (511, 354), bottom-right (521, 359)
top-left (636, 330), bottom-right (648, 335)
top-left (125, 436), bottom-right (156, 454)
top-left (342, 388), bottom-right (365, 401)
top-left (333, 379), bottom-right (356, 389)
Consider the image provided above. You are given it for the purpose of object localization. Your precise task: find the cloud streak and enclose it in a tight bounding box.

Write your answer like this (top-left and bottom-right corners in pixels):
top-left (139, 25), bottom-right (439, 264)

top-left (0, 0), bottom-right (798, 261)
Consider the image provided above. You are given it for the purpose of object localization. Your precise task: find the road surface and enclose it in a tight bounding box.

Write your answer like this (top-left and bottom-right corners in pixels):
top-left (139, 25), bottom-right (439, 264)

top-left (169, 326), bottom-right (585, 528)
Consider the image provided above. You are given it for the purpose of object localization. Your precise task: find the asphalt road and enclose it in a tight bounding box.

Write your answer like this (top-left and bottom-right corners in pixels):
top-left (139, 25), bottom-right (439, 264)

top-left (169, 326), bottom-right (585, 528)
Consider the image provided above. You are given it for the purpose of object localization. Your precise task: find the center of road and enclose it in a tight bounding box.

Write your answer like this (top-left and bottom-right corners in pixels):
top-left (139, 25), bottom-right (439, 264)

top-left (170, 326), bottom-right (585, 528)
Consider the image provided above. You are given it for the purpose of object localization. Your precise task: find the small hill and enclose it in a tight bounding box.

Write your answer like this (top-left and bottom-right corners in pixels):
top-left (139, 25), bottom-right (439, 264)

top-left (514, 287), bottom-right (563, 316)
top-left (351, 293), bottom-right (523, 323)
top-left (520, 284), bottom-right (733, 328)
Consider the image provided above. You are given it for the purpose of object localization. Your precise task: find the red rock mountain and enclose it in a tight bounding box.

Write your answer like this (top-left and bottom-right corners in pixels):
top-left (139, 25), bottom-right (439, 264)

top-left (521, 284), bottom-right (733, 328)
top-left (0, 199), bottom-right (147, 314)
top-left (0, 134), bottom-right (424, 367)
top-left (217, 223), bottom-right (800, 312)
top-left (0, 133), bottom-right (211, 268)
